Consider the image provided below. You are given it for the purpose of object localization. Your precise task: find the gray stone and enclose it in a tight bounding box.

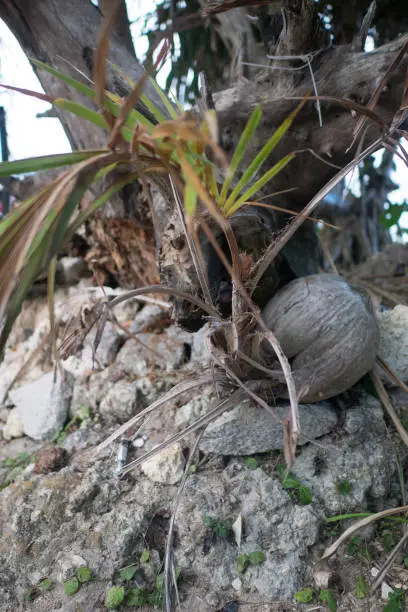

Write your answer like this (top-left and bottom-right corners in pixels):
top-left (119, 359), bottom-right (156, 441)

top-left (10, 371), bottom-right (73, 441)
top-left (82, 321), bottom-right (124, 368)
top-left (293, 394), bottom-right (395, 515)
top-left (141, 443), bottom-right (185, 484)
top-left (56, 256), bottom-right (88, 285)
top-left (2, 408), bottom-right (24, 440)
top-left (199, 400), bottom-right (338, 455)
top-left (0, 407), bottom-right (10, 423)
top-left (378, 305), bottom-right (408, 384)
top-left (115, 328), bottom-right (190, 376)
top-left (130, 303), bottom-right (167, 333)
top-left (175, 463), bottom-right (321, 600)
top-left (99, 380), bottom-right (138, 424)
top-left (175, 393), bottom-right (212, 428)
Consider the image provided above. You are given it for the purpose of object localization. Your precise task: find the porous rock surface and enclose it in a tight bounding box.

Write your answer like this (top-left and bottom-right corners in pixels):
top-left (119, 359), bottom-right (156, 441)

top-left (0, 293), bottom-right (405, 610)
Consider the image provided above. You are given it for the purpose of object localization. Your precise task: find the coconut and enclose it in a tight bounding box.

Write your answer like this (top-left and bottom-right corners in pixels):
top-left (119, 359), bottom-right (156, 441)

top-left (261, 273), bottom-right (379, 402)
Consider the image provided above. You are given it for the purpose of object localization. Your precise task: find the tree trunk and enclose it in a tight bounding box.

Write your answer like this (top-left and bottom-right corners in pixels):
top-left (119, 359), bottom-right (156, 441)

top-left (0, 0), bottom-right (407, 326)
top-left (0, 0), bottom-right (166, 151)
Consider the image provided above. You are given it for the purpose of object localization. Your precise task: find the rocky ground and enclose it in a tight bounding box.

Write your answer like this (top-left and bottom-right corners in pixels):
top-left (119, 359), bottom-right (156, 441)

top-left (1, 260), bottom-right (408, 611)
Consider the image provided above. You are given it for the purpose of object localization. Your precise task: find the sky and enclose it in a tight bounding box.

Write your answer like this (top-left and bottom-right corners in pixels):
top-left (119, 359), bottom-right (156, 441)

top-left (0, 1), bottom-right (406, 228)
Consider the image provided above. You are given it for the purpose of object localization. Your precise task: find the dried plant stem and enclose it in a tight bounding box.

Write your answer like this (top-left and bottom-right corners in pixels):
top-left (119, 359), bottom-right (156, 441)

top-left (119, 391), bottom-right (240, 476)
top-left (164, 430), bottom-right (204, 612)
top-left (370, 529), bottom-right (408, 594)
top-left (97, 372), bottom-right (224, 452)
top-left (108, 284), bottom-right (219, 318)
top-left (321, 505), bottom-right (408, 560)
top-left (169, 174), bottom-right (215, 308)
top-left (370, 370), bottom-right (408, 448)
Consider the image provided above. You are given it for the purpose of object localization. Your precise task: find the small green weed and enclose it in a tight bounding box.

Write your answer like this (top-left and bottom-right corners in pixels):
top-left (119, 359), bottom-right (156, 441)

top-left (336, 480), bottom-right (353, 495)
top-left (384, 588), bottom-right (405, 612)
top-left (62, 566), bottom-right (92, 597)
top-left (319, 589), bottom-right (337, 611)
top-left (236, 551), bottom-right (265, 573)
top-left (76, 566), bottom-right (92, 583)
top-left (38, 577), bottom-right (53, 590)
top-left (63, 577), bottom-right (79, 596)
top-left (294, 587), bottom-right (313, 603)
top-left (243, 457), bottom-right (258, 470)
top-left (0, 452), bottom-right (36, 489)
top-left (203, 515), bottom-right (232, 538)
top-left (105, 585), bottom-right (125, 609)
top-left (278, 465), bottom-right (312, 505)
top-left (355, 575), bottom-right (369, 599)
top-left (54, 407), bottom-right (91, 444)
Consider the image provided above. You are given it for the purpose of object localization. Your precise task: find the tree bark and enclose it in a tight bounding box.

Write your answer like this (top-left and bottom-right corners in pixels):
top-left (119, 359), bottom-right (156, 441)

top-left (0, 0), bottom-right (407, 326)
top-left (0, 0), bottom-right (166, 151)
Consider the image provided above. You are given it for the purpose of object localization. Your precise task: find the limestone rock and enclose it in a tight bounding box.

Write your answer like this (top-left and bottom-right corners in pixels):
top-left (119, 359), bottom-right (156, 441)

top-left (99, 380), bottom-right (138, 424)
top-left (141, 443), bottom-right (185, 484)
top-left (199, 400), bottom-right (338, 455)
top-left (2, 408), bottom-right (24, 440)
top-left (378, 305), bottom-right (408, 384)
top-left (82, 321), bottom-right (124, 367)
top-left (10, 371), bottom-right (73, 441)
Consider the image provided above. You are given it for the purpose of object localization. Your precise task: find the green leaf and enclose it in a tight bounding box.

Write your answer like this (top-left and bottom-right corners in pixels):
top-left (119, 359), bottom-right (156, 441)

top-left (32, 58), bottom-right (153, 133)
top-left (31, 58), bottom-right (96, 98)
top-left (54, 99), bottom-right (109, 129)
top-left (319, 589), bottom-right (337, 612)
top-left (294, 587), bottom-right (314, 603)
top-left (76, 566), bottom-right (92, 583)
top-left (223, 101), bottom-right (304, 211)
top-left (384, 589), bottom-right (405, 612)
top-left (0, 150), bottom-right (108, 177)
top-left (219, 104), bottom-right (262, 206)
top-left (355, 575), bottom-right (369, 599)
top-left (383, 532), bottom-right (395, 552)
top-left (236, 554), bottom-right (250, 573)
top-left (184, 181), bottom-right (198, 217)
top-left (119, 564), bottom-right (138, 582)
top-left (38, 578), bottom-right (53, 590)
top-left (225, 153), bottom-right (294, 216)
top-left (203, 515), bottom-right (230, 537)
top-left (125, 588), bottom-right (149, 606)
top-left (140, 548), bottom-right (150, 563)
top-left (155, 573), bottom-right (164, 592)
top-left (248, 551), bottom-right (265, 565)
top-left (380, 201), bottom-right (408, 229)
top-left (105, 586), bottom-right (125, 609)
top-left (347, 536), bottom-right (362, 556)
top-left (299, 484), bottom-right (313, 505)
top-left (336, 480), bottom-right (353, 495)
top-left (148, 76), bottom-right (180, 119)
top-left (243, 457), bottom-right (258, 470)
top-left (281, 472), bottom-right (300, 490)
top-left (63, 577), bottom-right (80, 596)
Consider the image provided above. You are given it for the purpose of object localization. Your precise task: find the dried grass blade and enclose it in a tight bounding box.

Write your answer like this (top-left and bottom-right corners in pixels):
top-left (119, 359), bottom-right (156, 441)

top-left (94, 0), bottom-right (120, 119)
top-left (108, 285), bottom-right (219, 318)
top-left (321, 505), bottom-right (408, 560)
top-left (96, 373), bottom-right (224, 452)
top-left (120, 391), bottom-right (239, 476)
top-left (250, 137), bottom-right (383, 291)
